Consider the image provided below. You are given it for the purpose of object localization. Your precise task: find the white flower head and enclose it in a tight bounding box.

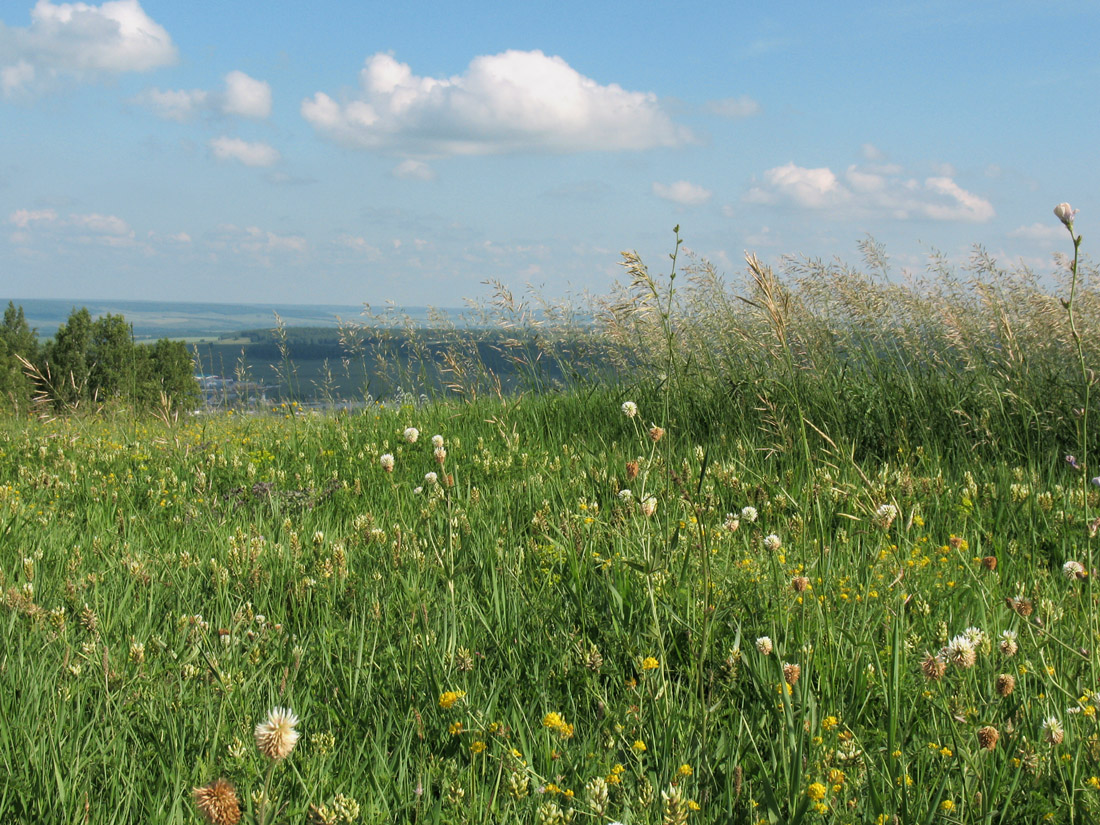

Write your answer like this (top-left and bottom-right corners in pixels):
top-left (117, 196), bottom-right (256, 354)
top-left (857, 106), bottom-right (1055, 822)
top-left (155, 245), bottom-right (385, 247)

top-left (945, 635), bottom-right (976, 669)
top-left (431, 434), bottom-right (445, 449)
top-left (1063, 560), bottom-right (1086, 581)
top-left (763, 534), bottom-right (782, 552)
top-left (755, 636), bottom-right (773, 655)
top-left (424, 471), bottom-right (438, 484)
top-left (621, 401), bottom-right (638, 418)
top-left (254, 706), bottom-right (299, 760)
top-left (618, 488), bottom-right (633, 501)
top-left (404, 427), bottom-right (420, 443)
top-left (1054, 202), bottom-right (1077, 228)
top-left (724, 513), bottom-right (740, 532)
top-left (379, 453), bottom-right (395, 472)
top-left (741, 506), bottom-right (758, 523)
top-left (641, 496), bottom-right (657, 517)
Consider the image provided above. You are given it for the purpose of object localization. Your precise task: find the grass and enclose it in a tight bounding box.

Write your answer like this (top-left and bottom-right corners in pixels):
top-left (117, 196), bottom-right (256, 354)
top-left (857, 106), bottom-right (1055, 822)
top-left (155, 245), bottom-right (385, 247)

top-left (3, 218), bottom-right (1100, 823)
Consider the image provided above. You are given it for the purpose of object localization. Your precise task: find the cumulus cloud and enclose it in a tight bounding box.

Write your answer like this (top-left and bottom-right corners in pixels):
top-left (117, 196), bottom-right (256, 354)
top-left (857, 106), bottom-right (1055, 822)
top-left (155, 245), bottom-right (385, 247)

top-left (135, 70), bottom-right (271, 120)
top-left (746, 161), bottom-right (994, 222)
top-left (652, 180), bottom-right (712, 206)
top-left (222, 69), bottom-right (271, 118)
top-left (392, 159), bottom-right (435, 180)
top-left (301, 50), bottom-right (690, 156)
top-left (0, 0), bottom-right (176, 97)
top-left (209, 136), bottom-right (280, 167)
top-left (706, 95), bottom-right (760, 118)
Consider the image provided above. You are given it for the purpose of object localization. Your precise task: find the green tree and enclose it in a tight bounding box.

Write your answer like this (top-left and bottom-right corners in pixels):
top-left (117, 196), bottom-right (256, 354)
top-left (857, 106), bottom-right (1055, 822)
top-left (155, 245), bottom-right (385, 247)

top-left (89, 313), bottom-right (135, 400)
top-left (44, 307), bottom-right (92, 407)
top-left (143, 338), bottom-right (199, 409)
top-left (0, 302), bottom-right (39, 410)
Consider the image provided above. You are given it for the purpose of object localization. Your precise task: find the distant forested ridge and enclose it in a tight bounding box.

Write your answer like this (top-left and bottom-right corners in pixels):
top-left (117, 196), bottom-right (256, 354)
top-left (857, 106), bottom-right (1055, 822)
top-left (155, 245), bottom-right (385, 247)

top-left (0, 302), bottom-right (198, 413)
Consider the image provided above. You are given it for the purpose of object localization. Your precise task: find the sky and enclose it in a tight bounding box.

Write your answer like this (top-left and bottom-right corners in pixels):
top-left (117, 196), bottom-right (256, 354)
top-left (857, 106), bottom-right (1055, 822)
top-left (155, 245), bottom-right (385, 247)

top-left (2, 0), bottom-right (1098, 308)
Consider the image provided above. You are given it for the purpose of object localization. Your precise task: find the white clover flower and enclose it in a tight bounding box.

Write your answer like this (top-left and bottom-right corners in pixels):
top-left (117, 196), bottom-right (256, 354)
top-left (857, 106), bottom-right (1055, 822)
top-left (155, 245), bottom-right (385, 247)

top-left (755, 636), bottom-right (773, 655)
top-left (433, 446), bottom-right (447, 463)
top-left (404, 427), bottom-right (420, 443)
top-left (963, 626), bottom-right (986, 647)
top-left (999, 629), bottom-right (1018, 657)
top-left (945, 635), bottom-right (976, 669)
top-left (1063, 560), bottom-right (1086, 581)
top-left (621, 401), bottom-right (638, 418)
top-left (379, 453), bottom-right (395, 472)
top-left (424, 471), bottom-right (438, 485)
top-left (874, 503), bottom-right (898, 529)
top-left (618, 489), bottom-right (633, 501)
top-left (763, 534), bottom-right (782, 552)
top-left (431, 434), bottom-right (445, 448)
top-left (724, 513), bottom-right (740, 532)
top-left (641, 496), bottom-right (657, 517)
top-left (254, 707), bottom-right (300, 760)
top-left (413, 486), bottom-right (423, 495)
top-left (1042, 715), bottom-right (1065, 745)
top-left (741, 506), bottom-right (758, 523)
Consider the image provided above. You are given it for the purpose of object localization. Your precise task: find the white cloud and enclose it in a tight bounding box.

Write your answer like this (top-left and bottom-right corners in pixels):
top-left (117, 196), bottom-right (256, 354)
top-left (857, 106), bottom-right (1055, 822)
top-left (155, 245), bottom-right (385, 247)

top-left (746, 163), bottom-right (849, 209)
top-left (336, 234), bottom-right (382, 258)
top-left (209, 136), bottom-right (280, 167)
top-left (0, 0), bottom-right (176, 97)
top-left (706, 95), bottom-right (760, 118)
top-left (70, 211), bottom-right (130, 234)
top-left (1008, 222), bottom-right (1065, 242)
top-left (746, 160), bottom-right (994, 222)
top-left (136, 70), bottom-right (270, 120)
top-left (222, 69), bottom-right (271, 118)
top-left (301, 50), bottom-right (690, 156)
top-left (9, 207), bottom-right (57, 227)
top-left (132, 86), bottom-right (207, 121)
top-left (861, 143), bottom-right (885, 161)
top-left (392, 159), bottom-right (435, 180)
top-left (213, 224), bottom-right (306, 256)
top-left (652, 180), bottom-right (713, 206)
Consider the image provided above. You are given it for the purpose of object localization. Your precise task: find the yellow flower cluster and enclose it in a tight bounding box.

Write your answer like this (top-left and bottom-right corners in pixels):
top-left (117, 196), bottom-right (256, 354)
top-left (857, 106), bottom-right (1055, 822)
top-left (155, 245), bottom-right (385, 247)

top-left (542, 711), bottom-right (574, 738)
top-left (438, 690), bottom-right (466, 710)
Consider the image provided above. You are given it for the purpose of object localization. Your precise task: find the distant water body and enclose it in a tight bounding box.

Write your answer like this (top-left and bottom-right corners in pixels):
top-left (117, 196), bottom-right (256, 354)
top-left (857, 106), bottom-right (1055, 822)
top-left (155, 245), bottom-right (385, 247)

top-left (3, 298), bottom-right (463, 340)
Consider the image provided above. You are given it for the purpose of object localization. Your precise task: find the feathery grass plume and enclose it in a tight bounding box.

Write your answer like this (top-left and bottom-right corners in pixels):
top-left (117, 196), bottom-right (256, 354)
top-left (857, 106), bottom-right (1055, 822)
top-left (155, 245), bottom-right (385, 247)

top-left (254, 706), bottom-right (299, 760)
top-left (192, 779), bottom-right (242, 825)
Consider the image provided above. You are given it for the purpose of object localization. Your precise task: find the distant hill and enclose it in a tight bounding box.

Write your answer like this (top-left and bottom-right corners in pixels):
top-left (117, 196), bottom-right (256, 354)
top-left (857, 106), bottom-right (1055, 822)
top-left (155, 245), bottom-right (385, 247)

top-left (2, 298), bottom-right (461, 341)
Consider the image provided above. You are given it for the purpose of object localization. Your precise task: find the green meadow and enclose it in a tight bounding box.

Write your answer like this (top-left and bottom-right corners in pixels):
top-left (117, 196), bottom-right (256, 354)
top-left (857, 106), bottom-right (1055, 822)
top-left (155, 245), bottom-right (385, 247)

top-left (3, 225), bottom-right (1100, 824)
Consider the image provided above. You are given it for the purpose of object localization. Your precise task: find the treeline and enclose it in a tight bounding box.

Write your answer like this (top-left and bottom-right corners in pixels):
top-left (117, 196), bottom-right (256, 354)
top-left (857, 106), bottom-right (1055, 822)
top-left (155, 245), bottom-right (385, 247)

top-left (0, 303), bottom-right (198, 413)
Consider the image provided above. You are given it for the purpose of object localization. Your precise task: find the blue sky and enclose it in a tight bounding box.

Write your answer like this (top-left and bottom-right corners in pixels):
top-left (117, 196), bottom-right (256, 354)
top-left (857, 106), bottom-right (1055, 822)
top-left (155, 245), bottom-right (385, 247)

top-left (2, 0), bottom-right (1096, 306)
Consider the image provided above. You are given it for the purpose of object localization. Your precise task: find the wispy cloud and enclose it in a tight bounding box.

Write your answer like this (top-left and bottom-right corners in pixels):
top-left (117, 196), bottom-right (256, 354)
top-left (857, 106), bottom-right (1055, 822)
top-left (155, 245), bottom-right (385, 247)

top-left (209, 223), bottom-right (306, 259)
top-left (392, 159), bottom-right (435, 180)
top-left (209, 136), bottom-right (280, 167)
top-left (8, 207), bottom-right (140, 247)
top-left (1008, 222), bottom-right (1065, 242)
top-left (301, 50), bottom-right (691, 156)
top-left (705, 95), bottom-right (760, 118)
top-left (0, 0), bottom-right (177, 98)
top-left (653, 180), bottom-right (713, 206)
top-left (134, 70), bottom-right (271, 121)
top-left (745, 160), bottom-right (994, 222)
